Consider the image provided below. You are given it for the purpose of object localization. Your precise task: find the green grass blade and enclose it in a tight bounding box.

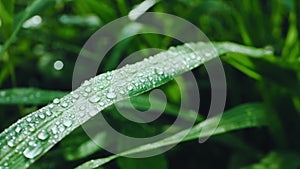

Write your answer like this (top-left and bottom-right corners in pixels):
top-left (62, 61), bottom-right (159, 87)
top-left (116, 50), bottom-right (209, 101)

top-left (0, 88), bottom-right (67, 105)
top-left (0, 42), bottom-right (269, 168)
top-left (75, 103), bottom-right (269, 169)
top-left (241, 151), bottom-right (300, 169)
top-left (213, 42), bottom-right (272, 57)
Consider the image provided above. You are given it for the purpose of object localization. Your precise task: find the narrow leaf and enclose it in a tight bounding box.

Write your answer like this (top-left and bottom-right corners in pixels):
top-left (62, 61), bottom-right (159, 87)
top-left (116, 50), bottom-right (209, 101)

top-left (0, 88), bottom-right (67, 105)
top-left (75, 103), bottom-right (269, 169)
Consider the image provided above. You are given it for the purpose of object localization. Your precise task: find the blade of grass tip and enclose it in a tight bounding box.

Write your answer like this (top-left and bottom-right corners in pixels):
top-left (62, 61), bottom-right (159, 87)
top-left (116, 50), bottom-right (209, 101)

top-left (75, 103), bottom-right (269, 169)
top-left (0, 88), bottom-right (68, 105)
top-left (213, 42), bottom-right (273, 57)
top-left (0, 42), bottom-right (269, 169)
top-left (128, 0), bottom-right (160, 21)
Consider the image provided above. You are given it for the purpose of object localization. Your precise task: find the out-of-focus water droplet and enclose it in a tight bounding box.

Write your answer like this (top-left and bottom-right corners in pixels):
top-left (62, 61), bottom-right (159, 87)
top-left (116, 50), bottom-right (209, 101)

top-left (23, 142), bottom-right (43, 159)
top-left (0, 91), bottom-right (5, 97)
top-left (53, 60), bottom-right (64, 70)
top-left (37, 130), bottom-right (49, 140)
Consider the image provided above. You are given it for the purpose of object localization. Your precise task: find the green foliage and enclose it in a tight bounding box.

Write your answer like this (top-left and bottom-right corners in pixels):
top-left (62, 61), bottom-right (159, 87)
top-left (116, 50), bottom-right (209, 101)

top-left (0, 0), bottom-right (299, 169)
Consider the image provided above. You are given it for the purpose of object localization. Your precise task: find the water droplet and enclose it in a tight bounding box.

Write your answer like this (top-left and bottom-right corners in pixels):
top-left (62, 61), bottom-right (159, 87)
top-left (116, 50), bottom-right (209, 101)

top-left (7, 140), bottom-right (14, 147)
top-left (45, 111), bottom-right (52, 116)
top-left (79, 105), bottom-right (86, 111)
top-left (82, 80), bottom-right (91, 86)
top-left (88, 107), bottom-right (98, 116)
top-left (38, 113), bottom-right (45, 119)
top-left (23, 143), bottom-right (43, 159)
top-left (15, 126), bottom-right (22, 133)
top-left (63, 119), bottom-right (72, 127)
top-left (53, 60), bottom-right (64, 70)
top-left (85, 87), bottom-right (92, 93)
top-left (37, 130), bottom-right (49, 140)
top-left (106, 92), bottom-right (116, 99)
top-left (26, 117), bottom-right (32, 122)
top-left (53, 98), bottom-right (60, 104)
top-left (83, 92), bottom-right (88, 97)
top-left (106, 75), bottom-right (112, 80)
top-left (89, 95), bottom-right (100, 103)
top-left (58, 125), bottom-right (65, 132)
top-left (154, 68), bottom-right (164, 75)
top-left (119, 90), bottom-right (125, 95)
top-left (49, 104), bottom-right (54, 109)
top-left (51, 126), bottom-right (58, 134)
top-left (72, 93), bottom-right (79, 99)
top-left (127, 85), bottom-right (133, 91)
top-left (61, 102), bottom-right (68, 108)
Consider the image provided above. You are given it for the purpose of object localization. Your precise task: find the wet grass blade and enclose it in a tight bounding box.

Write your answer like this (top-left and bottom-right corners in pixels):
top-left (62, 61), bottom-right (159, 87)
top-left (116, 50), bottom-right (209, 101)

top-left (0, 42), bottom-right (270, 168)
top-left (0, 88), bottom-right (67, 105)
top-left (75, 103), bottom-right (270, 169)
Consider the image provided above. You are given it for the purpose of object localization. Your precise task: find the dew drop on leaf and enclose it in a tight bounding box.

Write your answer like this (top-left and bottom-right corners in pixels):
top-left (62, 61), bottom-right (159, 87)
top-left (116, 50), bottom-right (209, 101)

top-left (127, 85), bottom-right (133, 91)
top-left (23, 143), bottom-right (43, 159)
top-left (61, 102), bottom-right (68, 108)
top-left (53, 98), bottom-right (60, 104)
top-left (15, 126), bottom-right (22, 133)
top-left (51, 126), bottom-right (58, 134)
top-left (38, 114), bottom-right (45, 119)
top-left (7, 140), bottom-right (14, 147)
top-left (58, 125), bottom-right (65, 132)
top-left (85, 87), bottom-right (92, 93)
top-left (45, 111), bottom-right (51, 116)
top-left (106, 92), bottom-right (116, 99)
top-left (63, 119), bottom-right (72, 127)
top-left (72, 93), bottom-right (79, 99)
top-left (89, 95), bottom-right (101, 103)
top-left (26, 117), bottom-right (32, 122)
top-left (37, 130), bottom-right (49, 141)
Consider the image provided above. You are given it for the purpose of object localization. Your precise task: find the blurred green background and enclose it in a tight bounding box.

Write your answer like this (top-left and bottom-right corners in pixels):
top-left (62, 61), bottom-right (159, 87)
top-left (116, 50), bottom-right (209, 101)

top-left (0, 0), bottom-right (300, 168)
